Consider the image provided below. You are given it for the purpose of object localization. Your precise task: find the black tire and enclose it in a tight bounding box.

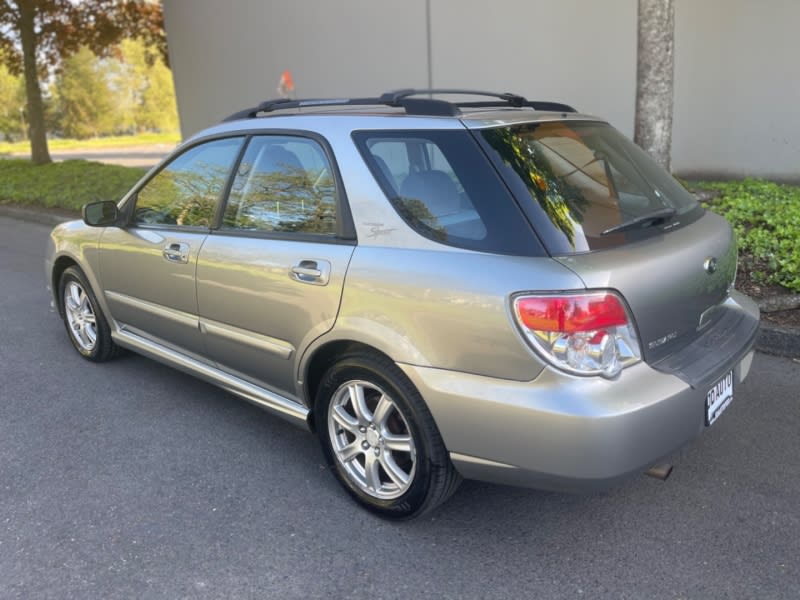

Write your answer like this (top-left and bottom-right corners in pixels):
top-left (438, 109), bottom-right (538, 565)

top-left (315, 350), bottom-right (461, 519)
top-left (58, 266), bottom-right (122, 362)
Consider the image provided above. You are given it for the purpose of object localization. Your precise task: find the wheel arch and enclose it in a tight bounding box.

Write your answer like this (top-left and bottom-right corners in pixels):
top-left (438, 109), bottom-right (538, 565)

top-left (52, 255), bottom-right (80, 316)
top-left (307, 337), bottom-right (462, 517)
top-left (302, 339), bottom-right (398, 432)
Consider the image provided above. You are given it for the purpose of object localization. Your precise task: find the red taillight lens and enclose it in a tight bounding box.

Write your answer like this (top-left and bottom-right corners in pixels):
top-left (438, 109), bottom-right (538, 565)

top-left (516, 294), bottom-right (629, 333)
top-left (513, 291), bottom-right (641, 378)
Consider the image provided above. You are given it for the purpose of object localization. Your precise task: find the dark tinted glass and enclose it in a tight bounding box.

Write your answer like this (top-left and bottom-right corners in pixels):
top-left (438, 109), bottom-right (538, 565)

top-left (478, 121), bottom-right (702, 254)
top-left (133, 137), bottom-right (243, 227)
top-left (354, 130), bottom-right (544, 256)
top-left (222, 136), bottom-right (337, 235)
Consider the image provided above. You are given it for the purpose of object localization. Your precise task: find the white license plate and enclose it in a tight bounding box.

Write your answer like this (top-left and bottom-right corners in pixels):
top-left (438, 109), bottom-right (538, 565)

top-left (706, 370), bottom-right (734, 426)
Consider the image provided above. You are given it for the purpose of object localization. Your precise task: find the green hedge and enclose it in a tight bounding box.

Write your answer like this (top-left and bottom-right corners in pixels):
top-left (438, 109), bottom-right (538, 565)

top-left (700, 179), bottom-right (800, 293)
top-left (0, 159), bottom-right (146, 212)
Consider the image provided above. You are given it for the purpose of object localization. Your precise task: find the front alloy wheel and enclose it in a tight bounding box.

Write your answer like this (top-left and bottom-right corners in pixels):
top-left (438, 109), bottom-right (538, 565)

top-left (59, 266), bottom-right (121, 362)
top-left (63, 280), bottom-right (98, 352)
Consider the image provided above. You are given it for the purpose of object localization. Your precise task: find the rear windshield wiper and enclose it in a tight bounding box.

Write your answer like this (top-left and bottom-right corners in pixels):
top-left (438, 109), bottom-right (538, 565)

top-left (601, 207), bottom-right (676, 236)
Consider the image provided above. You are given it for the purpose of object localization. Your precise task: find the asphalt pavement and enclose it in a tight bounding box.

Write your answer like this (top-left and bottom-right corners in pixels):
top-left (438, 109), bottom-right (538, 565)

top-left (1, 216), bottom-right (798, 599)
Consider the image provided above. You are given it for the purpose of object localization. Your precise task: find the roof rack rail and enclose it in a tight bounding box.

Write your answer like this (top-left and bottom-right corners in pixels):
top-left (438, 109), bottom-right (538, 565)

top-left (221, 89), bottom-right (577, 122)
top-left (380, 88), bottom-right (576, 113)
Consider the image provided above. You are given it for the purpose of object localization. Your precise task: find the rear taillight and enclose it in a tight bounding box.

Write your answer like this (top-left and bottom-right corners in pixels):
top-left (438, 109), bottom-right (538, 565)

top-left (512, 291), bottom-right (641, 378)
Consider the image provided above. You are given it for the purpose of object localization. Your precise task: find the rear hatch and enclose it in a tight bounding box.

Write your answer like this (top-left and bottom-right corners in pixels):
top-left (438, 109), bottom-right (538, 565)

top-left (555, 210), bottom-right (737, 364)
top-left (471, 118), bottom-right (758, 382)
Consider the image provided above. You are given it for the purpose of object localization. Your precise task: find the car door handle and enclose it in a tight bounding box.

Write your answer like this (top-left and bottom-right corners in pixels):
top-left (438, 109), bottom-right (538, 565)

top-left (162, 242), bottom-right (190, 264)
top-left (290, 260), bottom-right (330, 286)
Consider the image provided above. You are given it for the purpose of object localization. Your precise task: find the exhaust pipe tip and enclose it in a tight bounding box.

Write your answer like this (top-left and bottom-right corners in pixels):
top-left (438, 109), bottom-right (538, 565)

top-left (644, 464), bottom-right (673, 481)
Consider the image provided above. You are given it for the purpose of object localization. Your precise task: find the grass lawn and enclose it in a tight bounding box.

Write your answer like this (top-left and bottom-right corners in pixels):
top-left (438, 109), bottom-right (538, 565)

top-left (0, 159), bottom-right (146, 212)
top-left (0, 131), bottom-right (180, 155)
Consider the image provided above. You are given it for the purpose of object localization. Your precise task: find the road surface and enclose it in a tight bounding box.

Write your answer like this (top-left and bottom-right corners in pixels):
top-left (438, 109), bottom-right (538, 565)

top-left (4, 145), bottom-right (173, 168)
top-left (1, 216), bottom-right (798, 599)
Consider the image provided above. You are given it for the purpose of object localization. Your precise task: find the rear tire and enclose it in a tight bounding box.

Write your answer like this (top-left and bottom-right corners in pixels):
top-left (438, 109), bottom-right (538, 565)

top-left (59, 266), bottom-right (121, 362)
top-left (315, 350), bottom-right (460, 519)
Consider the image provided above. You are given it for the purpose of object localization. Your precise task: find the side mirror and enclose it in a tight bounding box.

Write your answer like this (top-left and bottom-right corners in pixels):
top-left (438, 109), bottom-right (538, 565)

top-left (82, 200), bottom-right (121, 227)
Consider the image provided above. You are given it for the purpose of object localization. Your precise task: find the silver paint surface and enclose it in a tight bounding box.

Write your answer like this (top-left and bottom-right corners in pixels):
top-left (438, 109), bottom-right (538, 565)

top-left (45, 108), bottom-right (759, 492)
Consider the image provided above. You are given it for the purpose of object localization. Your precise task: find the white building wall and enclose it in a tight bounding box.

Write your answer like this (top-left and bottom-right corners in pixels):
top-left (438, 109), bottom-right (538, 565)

top-left (163, 0), bottom-right (800, 180)
top-left (163, 0), bottom-right (429, 132)
top-left (672, 0), bottom-right (800, 179)
top-left (428, 0), bottom-right (636, 138)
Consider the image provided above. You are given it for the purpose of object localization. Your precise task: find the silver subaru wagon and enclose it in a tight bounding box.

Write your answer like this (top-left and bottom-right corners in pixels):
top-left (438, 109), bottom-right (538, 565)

top-left (46, 90), bottom-right (760, 518)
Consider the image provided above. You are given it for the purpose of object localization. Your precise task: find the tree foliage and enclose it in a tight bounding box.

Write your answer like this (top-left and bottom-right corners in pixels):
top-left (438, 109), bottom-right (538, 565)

top-left (139, 56), bottom-right (178, 132)
top-left (109, 38), bottom-right (177, 134)
top-left (0, 63), bottom-right (25, 141)
top-left (57, 46), bottom-right (115, 138)
top-left (0, 1), bottom-right (166, 76)
top-left (51, 38), bottom-right (178, 139)
top-left (0, 0), bottom-right (166, 164)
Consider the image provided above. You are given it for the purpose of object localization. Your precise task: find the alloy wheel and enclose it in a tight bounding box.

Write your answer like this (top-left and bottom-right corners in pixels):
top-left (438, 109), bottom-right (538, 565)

top-left (327, 380), bottom-right (417, 500)
top-left (64, 281), bottom-right (97, 352)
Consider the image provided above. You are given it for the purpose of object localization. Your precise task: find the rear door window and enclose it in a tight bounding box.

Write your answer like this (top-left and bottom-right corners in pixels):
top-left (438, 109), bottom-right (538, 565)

top-left (353, 130), bottom-right (544, 256)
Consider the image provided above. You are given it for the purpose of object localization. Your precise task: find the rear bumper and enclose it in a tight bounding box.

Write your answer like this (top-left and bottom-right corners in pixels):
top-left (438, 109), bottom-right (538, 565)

top-left (651, 290), bottom-right (760, 390)
top-left (398, 292), bottom-right (759, 492)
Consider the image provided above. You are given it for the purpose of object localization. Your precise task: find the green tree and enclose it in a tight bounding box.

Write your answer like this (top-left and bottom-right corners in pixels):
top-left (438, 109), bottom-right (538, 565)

top-left (57, 46), bottom-right (115, 138)
top-left (106, 38), bottom-right (148, 133)
top-left (0, 63), bottom-right (25, 141)
top-left (108, 37), bottom-right (177, 134)
top-left (0, 1), bottom-right (166, 164)
top-left (139, 58), bottom-right (178, 132)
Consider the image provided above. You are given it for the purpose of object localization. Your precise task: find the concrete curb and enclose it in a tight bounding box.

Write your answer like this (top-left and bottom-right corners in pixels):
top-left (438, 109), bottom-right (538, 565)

top-left (2, 205), bottom-right (798, 358)
top-left (756, 322), bottom-right (800, 358)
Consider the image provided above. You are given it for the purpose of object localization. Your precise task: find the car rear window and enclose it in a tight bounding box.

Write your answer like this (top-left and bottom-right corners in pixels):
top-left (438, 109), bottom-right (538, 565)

top-left (476, 121), bottom-right (703, 255)
top-left (353, 130), bottom-right (545, 256)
